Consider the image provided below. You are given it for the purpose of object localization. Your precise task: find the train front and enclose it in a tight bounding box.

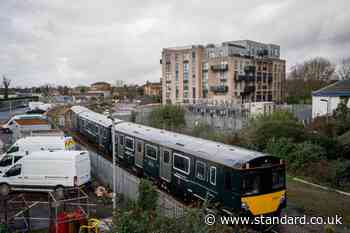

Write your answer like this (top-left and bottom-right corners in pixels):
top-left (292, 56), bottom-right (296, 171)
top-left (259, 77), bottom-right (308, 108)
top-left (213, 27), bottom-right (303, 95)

top-left (239, 156), bottom-right (286, 216)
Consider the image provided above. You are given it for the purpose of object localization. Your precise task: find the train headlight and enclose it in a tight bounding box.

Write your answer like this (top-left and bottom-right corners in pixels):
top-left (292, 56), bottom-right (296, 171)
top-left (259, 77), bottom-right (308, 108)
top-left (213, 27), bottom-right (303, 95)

top-left (241, 202), bottom-right (249, 211)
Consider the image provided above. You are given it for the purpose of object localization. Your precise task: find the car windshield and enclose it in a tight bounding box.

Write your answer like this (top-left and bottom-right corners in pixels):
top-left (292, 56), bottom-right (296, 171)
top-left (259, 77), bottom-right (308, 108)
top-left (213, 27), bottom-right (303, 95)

top-left (7, 146), bottom-right (19, 154)
top-left (0, 156), bottom-right (12, 167)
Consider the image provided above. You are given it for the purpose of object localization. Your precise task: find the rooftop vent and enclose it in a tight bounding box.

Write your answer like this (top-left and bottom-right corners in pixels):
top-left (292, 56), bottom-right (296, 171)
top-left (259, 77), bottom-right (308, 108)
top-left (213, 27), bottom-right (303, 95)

top-left (176, 143), bottom-right (185, 147)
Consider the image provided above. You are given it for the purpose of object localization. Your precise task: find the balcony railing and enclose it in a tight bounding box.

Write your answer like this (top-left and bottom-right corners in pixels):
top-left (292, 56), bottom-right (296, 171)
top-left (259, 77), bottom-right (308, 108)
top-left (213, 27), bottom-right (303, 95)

top-left (236, 75), bottom-right (255, 82)
top-left (243, 86), bottom-right (255, 93)
top-left (211, 64), bottom-right (228, 72)
top-left (210, 85), bottom-right (229, 93)
top-left (244, 65), bottom-right (256, 74)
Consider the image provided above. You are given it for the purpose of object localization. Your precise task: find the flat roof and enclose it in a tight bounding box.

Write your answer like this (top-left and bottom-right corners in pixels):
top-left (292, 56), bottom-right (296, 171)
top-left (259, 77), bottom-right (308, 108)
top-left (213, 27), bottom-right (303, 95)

top-left (15, 136), bottom-right (70, 145)
top-left (15, 119), bottom-right (49, 126)
top-left (313, 80), bottom-right (350, 97)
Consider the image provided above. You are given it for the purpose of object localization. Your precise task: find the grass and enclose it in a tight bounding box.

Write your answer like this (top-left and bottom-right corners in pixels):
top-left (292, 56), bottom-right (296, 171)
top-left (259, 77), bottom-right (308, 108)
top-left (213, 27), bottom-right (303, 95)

top-left (287, 176), bottom-right (350, 224)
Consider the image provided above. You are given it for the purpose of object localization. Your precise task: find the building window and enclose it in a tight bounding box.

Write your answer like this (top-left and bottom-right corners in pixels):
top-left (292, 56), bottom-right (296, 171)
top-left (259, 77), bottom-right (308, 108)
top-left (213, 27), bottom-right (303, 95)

top-left (175, 63), bottom-right (179, 81)
top-left (210, 166), bottom-right (216, 185)
top-left (195, 161), bottom-right (206, 180)
top-left (173, 153), bottom-right (190, 175)
top-left (183, 62), bottom-right (189, 81)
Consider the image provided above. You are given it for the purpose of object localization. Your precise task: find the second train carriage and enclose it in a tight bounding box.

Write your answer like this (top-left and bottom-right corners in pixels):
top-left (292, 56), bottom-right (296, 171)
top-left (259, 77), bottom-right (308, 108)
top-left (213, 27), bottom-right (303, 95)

top-left (69, 106), bottom-right (286, 216)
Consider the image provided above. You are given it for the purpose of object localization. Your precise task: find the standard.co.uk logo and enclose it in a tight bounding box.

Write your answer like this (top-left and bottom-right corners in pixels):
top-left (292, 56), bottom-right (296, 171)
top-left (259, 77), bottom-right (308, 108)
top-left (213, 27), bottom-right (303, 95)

top-left (204, 214), bottom-right (343, 225)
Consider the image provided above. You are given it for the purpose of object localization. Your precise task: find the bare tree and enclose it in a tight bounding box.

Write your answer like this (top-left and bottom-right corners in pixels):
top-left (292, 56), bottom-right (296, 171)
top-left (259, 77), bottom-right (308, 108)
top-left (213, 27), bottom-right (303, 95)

top-left (2, 75), bottom-right (11, 99)
top-left (286, 57), bottom-right (335, 103)
top-left (337, 58), bottom-right (350, 80)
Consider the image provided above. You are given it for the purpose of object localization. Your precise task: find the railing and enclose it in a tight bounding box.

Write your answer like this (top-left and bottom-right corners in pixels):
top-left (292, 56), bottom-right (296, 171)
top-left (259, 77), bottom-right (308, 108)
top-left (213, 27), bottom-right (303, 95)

top-left (210, 85), bottom-right (229, 93)
top-left (244, 65), bottom-right (256, 74)
top-left (243, 86), bottom-right (255, 93)
top-left (211, 64), bottom-right (228, 72)
top-left (236, 75), bottom-right (255, 82)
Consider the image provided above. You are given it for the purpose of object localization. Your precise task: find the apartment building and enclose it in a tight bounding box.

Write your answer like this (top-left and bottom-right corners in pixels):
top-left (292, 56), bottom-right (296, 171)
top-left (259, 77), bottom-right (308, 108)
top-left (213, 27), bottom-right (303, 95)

top-left (161, 40), bottom-right (285, 105)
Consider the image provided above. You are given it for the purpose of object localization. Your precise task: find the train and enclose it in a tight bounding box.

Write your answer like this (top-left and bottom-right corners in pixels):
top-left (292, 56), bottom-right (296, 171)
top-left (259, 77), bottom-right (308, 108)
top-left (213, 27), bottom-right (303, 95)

top-left (68, 106), bottom-right (286, 216)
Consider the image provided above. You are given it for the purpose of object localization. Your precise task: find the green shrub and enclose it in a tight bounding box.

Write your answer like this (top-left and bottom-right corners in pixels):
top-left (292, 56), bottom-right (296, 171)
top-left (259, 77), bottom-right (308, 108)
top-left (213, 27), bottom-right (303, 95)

top-left (149, 105), bottom-right (185, 130)
top-left (138, 179), bottom-right (159, 211)
top-left (241, 110), bottom-right (307, 150)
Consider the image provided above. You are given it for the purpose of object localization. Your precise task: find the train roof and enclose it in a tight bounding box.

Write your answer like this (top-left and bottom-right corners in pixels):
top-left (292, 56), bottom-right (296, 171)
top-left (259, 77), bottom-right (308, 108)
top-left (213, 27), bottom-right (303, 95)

top-left (71, 106), bottom-right (123, 127)
top-left (115, 122), bottom-right (267, 168)
top-left (71, 106), bottom-right (89, 114)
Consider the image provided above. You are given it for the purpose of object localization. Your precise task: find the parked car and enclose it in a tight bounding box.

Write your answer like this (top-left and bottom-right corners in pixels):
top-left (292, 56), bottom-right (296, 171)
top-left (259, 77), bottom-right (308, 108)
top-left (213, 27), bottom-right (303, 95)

top-left (0, 150), bottom-right (91, 196)
top-left (0, 136), bottom-right (76, 174)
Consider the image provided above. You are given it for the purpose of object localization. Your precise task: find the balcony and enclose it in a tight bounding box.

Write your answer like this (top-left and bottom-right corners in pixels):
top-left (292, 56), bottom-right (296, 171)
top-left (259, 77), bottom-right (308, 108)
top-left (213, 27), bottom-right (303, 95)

top-left (210, 85), bottom-right (228, 93)
top-left (267, 74), bottom-right (273, 82)
top-left (211, 64), bottom-right (228, 72)
top-left (244, 65), bottom-right (256, 74)
top-left (243, 86), bottom-right (255, 93)
top-left (236, 75), bottom-right (255, 82)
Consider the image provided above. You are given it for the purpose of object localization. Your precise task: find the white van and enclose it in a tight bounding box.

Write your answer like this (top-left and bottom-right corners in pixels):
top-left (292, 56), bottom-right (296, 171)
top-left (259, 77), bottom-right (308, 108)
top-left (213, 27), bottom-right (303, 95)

top-left (0, 150), bottom-right (91, 196)
top-left (0, 136), bottom-right (75, 174)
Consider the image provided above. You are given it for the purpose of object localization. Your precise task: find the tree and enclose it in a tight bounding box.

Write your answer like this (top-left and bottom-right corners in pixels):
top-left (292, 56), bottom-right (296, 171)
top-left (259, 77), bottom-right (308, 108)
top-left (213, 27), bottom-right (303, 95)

top-left (333, 97), bottom-right (350, 135)
top-left (337, 58), bottom-right (350, 80)
top-left (286, 57), bottom-right (335, 103)
top-left (2, 75), bottom-right (11, 99)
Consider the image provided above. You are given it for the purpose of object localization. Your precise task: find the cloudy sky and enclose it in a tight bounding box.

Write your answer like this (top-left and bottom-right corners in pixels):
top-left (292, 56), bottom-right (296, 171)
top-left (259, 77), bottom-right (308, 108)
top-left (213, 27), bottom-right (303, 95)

top-left (0, 0), bottom-right (349, 87)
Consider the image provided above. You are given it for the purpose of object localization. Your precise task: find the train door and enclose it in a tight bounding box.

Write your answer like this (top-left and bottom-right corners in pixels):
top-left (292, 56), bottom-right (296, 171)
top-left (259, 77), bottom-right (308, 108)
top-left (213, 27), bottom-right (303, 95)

top-left (160, 147), bottom-right (172, 182)
top-left (135, 139), bottom-right (144, 168)
top-left (117, 134), bottom-right (125, 159)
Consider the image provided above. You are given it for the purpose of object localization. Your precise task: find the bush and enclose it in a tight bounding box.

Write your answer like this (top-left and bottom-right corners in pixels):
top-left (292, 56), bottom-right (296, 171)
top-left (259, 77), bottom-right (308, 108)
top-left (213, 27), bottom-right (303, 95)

top-left (138, 179), bottom-right (159, 211)
top-left (149, 105), bottom-right (185, 130)
top-left (240, 110), bottom-right (307, 150)
top-left (308, 133), bottom-right (343, 159)
top-left (113, 180), bottom-right (233, 233)
top-left (266, 138), bottom-right (325, 172)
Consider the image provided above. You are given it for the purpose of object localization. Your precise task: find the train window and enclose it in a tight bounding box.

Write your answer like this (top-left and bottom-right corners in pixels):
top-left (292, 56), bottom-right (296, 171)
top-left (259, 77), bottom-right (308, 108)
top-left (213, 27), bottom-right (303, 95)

top-left (272, 170), bottom-right (285, 189)
top-left (137, 142), bottom-right (142, 153)
top-left (173, 153), bottom-right (190, 175)
top-left (125, 137), bottom-right (134, 151)
top-left (119, 135), bottom-right (124, 146)
top-left (210, 166), bottom-right (216, 185)
top-left (242, 175), bottom-right (260, 195)
top-left (195, 161), bottom-right (206, 180)
top-left (163, 151), bottom-right (170, 164)
top-left (145, 144), bottom-right (158, 160)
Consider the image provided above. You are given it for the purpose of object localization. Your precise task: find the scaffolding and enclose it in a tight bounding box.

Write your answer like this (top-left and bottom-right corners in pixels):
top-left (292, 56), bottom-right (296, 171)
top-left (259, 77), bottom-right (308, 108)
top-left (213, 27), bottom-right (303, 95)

top-left (0, 187), bottom-right (92, 233)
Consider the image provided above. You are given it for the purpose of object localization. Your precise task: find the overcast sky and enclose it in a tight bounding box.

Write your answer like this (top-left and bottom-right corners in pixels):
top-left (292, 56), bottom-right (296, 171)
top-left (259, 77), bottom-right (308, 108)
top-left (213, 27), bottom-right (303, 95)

top-left (0, 0), bottom-right (349, 87)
